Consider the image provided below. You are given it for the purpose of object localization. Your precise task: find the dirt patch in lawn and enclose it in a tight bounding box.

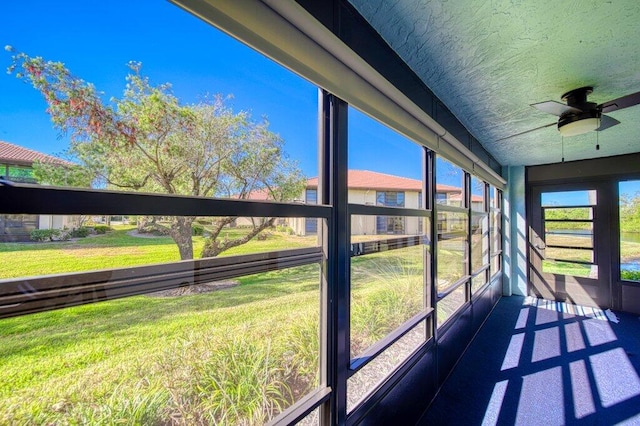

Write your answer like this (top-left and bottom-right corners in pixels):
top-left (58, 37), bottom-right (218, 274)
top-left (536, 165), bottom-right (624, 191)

top-left (149, 280), bottom-right (239, 297)
top-left (127, 230), bottom-right (168, 239)
top-left (60, 246), bottom-right (147, 257)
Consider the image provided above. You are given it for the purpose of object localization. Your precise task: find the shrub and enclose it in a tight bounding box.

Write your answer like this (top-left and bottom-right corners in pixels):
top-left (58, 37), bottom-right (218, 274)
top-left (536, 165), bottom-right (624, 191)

top-left (350, 253), bottom-right (423, 354)
top-left (92, 225), bottom-right (111, 234)
top-left (621, 270), bottom-right (640, 281)
top-left (138, 225), bottom-right (169, 236)
top-left (194, 337), bottom-right (291, 425)
top-left (53, 230), bottom-right (71, 241)
top-left (70, 227), bottom-right (90, 238)
top-left (286, 311), bottom-right (320, 393)
top-left (191, 223), bottom-right (205, 236)
top-left (275, 225), bottom-right (294, 235)
top-left (30, 229), bottom-right (60, 242)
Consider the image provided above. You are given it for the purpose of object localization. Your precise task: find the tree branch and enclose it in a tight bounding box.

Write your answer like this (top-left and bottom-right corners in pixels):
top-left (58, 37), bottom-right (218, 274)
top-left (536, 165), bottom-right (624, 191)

top-left (202, 217), bottom-right (275, 258)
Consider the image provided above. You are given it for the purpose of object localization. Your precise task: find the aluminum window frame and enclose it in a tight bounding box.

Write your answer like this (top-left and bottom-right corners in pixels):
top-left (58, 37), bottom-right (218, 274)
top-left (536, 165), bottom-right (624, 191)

top-left (489, 187), bottom-right (504, 278)
top-left (345, 157), bottom-right (434, 414)
top-left (470, 177), bottom-right (491, 294)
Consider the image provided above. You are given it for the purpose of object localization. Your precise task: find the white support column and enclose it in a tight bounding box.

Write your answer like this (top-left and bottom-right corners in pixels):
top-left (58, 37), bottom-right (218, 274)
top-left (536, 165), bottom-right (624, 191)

top-left (502, 166), bottom-right (527, 296)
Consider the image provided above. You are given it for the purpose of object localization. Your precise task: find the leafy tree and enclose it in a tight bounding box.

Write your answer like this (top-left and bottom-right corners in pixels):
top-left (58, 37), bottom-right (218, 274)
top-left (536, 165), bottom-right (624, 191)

top-left (543, 207), bottom-right (592, 231)
top-left (7, 47), bottom-right (305, 259)
top-left (620, 191), bottom-right (640, 234)
top-left (32, 161), bottom-right (94, 188)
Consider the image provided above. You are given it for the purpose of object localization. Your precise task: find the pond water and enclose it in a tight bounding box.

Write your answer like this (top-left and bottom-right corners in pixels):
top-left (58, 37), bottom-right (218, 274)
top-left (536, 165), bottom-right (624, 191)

top-left (621, 263), bottom-right (640, 272)
top-left (546, 230), bottom-right (640, 242)
top-left (620, 232), bottom-right (640, 273)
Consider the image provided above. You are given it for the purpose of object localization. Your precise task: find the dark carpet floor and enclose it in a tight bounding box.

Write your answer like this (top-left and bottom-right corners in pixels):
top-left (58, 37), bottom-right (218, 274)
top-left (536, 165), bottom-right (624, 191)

top-left (420, 296), bottom-right (640, 425)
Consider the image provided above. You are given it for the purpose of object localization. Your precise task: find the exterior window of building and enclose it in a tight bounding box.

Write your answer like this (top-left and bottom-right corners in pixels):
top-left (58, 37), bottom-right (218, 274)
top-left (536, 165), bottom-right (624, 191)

top-left (376, 191), bottom-right (405, 207)
top-left (0, 214), bottom-right (38, 242)
top-left (305, 188), bottom-right (318, 234)
top-left (7, 165), bottom-right (36, 183)
top-left (376, 191), bottom-right (405, 234)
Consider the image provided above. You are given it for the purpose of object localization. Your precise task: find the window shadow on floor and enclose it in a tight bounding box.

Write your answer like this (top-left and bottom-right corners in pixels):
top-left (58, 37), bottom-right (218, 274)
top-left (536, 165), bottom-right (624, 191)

top-left (421, 296), bottom-right (640, 425)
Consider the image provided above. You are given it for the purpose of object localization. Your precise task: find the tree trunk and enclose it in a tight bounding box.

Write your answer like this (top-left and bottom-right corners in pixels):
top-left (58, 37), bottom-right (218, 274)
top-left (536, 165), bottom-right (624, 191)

top-left (137, 215), bottom-right (156, 231)
top-left (170, 216), bottom-right (195, 260)
top-left (201, 217), bottom-right (275, 258)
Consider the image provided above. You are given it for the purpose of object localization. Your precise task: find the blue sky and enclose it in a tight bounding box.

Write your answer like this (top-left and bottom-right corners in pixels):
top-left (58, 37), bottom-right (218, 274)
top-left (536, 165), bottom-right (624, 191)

top-left (2, 1), bottom-right (638, 200)
top-left (1, 0), bottom-right (430, 183)
top-left (8, 0), bottom-right (630, 199)
top-left (1, 1), bottom-right (321, 174)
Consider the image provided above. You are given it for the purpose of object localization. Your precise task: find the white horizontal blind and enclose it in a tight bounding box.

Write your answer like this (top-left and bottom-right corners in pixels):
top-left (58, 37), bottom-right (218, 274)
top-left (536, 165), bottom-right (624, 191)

top-left (171, 0), bottom-right (506, 188)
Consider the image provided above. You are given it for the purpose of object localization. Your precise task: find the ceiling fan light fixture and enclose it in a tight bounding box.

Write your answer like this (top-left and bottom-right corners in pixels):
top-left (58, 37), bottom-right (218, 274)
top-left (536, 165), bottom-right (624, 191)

top-left (558, 117), bottom-right (600, 136)
top-left (558, 110), bottom-right (601, 137)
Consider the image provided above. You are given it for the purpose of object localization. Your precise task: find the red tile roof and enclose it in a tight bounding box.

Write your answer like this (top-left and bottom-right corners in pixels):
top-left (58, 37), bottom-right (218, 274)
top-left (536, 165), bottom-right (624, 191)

top-left (0, 141), bottom-right (71, 166)
top-left (449, 193), bottom-right (484, 203)
top-left (242, 170), bottom-right (484, 203)
top-left (243, 188), bottom-right (271, 201)
top-left (306, 169), bottom-right (462, 193)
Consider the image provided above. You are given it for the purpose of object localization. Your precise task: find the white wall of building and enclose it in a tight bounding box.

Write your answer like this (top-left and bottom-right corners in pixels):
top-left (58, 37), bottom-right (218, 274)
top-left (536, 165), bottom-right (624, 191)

top-left (38, 215), bottom-right (77, 230)
top-left (291, 188), bottom-right (424, 236)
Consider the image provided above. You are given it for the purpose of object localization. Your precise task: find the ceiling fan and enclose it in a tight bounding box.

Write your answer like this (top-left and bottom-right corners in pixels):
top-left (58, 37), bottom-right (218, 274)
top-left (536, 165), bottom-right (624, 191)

top-left (498, 86), bottom-right (640, 140)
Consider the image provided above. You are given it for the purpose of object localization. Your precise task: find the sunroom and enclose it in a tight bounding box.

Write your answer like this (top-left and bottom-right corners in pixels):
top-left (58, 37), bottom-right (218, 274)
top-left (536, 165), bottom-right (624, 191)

top-left (1, 1), bottom-right (640, 425)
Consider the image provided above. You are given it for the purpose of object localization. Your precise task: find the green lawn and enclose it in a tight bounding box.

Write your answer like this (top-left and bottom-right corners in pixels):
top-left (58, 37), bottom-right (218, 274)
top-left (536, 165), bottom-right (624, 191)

top-left (0, 263), bottom-right (322, 424)
top-left (0, 228), bottom-right (429, 424)
top-left (541, 235), bottom-right (640, 279)
top-left (0, 225), bottom-right (317, 279)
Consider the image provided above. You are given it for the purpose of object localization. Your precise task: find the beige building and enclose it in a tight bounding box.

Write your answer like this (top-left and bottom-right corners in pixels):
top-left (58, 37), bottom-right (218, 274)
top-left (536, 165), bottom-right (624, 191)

top-left (0, 141), bottom-right (77, 241)
top-left (289, 170), bottom-right (475, 236)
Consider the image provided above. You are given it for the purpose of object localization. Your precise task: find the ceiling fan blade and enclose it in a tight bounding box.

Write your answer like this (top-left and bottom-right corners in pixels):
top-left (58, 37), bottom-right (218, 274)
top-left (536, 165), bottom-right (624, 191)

top-left (596, 114), bottom-right (620, 131)
top-left (495, 122), bottom-right (556, 142)
top-left (599, 91), bottom-right (640, 113)
top-left (532, 101), bottom-right (581, 116)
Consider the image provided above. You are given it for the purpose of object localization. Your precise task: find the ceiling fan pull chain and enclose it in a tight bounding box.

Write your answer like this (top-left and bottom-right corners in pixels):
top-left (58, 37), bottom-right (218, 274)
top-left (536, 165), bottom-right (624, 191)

top-left (562, 136), bottom-right (565, 162)
top-left (596, 131), bottom-right (600, 151)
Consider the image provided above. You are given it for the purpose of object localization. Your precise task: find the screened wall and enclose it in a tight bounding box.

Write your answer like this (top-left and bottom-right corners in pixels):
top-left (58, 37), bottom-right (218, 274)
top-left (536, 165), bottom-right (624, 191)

top-left (0, 1), bottom-right (505, 425)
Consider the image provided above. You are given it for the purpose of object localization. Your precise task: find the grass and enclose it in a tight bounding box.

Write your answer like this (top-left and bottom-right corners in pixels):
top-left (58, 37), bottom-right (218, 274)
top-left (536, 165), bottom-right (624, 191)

top-left (621, 239), bottom-right (640, 262)
top-left (350, 245), bottom-right (425, 357)
top-left (0, 228), bottom-right (465, 424)
top-left (541, 235), bottom-right (640, 279)
top-left (622, 270), bottom-right (640, 281)
top-left (542, 260), bottom-right (593, 277)
top-left (0, 225), bottom-right (317, 279)
top-left (437, 237), bottom-right (466, 292)
top-left (0, 228), bottom-right (426, 424)
top-left (0, 262), bottom-right (322, 424)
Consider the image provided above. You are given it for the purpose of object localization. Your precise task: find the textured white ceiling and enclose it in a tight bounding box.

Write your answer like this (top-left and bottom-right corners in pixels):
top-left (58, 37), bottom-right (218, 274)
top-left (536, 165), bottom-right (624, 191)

top-left (348, 0), bottom-right (640, 166)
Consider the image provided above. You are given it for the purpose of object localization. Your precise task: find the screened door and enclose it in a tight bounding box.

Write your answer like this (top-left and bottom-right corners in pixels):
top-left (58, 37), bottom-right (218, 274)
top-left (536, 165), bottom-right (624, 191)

top-left (528, 184), bottom-right (612, 308)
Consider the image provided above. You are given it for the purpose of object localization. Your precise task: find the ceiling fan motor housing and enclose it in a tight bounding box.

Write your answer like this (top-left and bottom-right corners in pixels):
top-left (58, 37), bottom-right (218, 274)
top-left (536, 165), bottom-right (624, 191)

top-left (557, 87), bottom-right (601, 136)
top-left (561, 86), bottom-right (594, 108)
